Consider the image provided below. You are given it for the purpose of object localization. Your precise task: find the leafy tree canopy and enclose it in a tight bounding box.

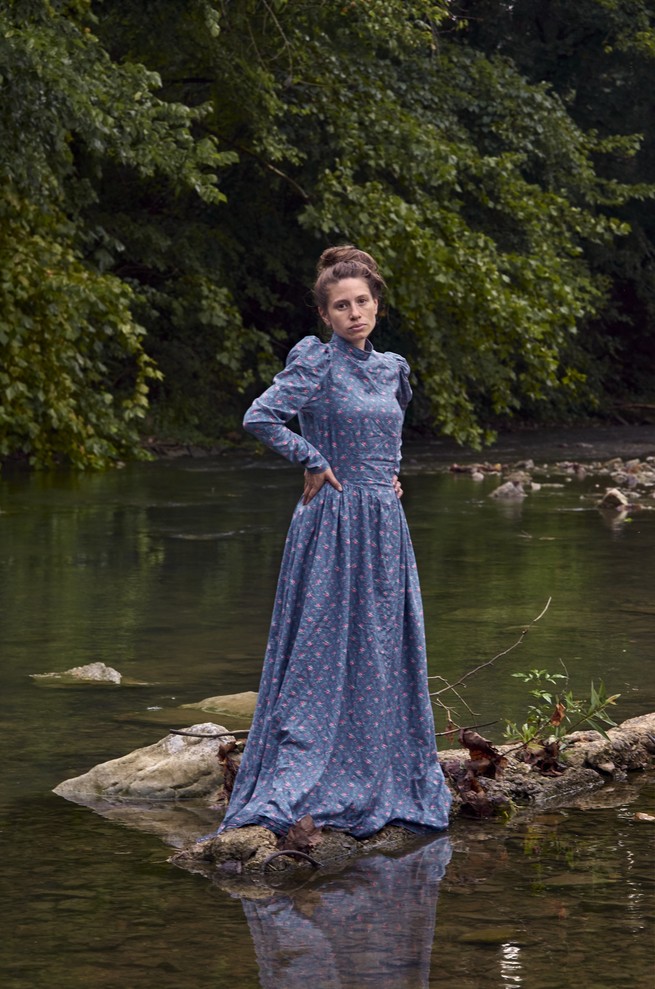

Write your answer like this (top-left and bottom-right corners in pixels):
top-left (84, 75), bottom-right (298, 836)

top-left (0, 0), bottom-right (232, 466)
top-left (460, 0), bottom-right (655, 403)
top-left (2, 0), bottom-right (653, 466)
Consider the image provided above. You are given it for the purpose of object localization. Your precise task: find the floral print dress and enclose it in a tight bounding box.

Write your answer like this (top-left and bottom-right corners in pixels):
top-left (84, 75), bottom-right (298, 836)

top-left (218, 332), bottom-right (451, 837)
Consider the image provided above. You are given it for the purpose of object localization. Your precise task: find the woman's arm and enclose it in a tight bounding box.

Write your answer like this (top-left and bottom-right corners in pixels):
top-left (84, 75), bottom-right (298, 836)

top-left (243, 336), bottom-right (332, 474)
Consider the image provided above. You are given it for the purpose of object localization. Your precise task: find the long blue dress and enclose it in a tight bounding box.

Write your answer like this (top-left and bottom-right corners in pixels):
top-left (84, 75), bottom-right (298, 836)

top-left (219, 332), bottom-right (451, 837)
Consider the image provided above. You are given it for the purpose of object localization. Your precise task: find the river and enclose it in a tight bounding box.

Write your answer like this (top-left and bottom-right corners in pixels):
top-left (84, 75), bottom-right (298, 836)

top-left (1, 425), bottom-right (654, 988)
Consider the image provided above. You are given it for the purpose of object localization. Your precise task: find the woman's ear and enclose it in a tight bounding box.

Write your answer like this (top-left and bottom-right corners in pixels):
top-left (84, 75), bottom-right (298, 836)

top-left (319, 308), bottom-right (331, 327)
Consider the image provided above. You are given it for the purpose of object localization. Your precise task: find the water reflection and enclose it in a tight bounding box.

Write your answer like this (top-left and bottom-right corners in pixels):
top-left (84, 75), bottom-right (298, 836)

top-left (238, 836), bottom-right (452, 989)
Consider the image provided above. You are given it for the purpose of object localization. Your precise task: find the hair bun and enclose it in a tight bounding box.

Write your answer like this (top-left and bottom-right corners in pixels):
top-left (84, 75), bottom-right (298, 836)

top-left (317, 245), bottom-right (379, 274)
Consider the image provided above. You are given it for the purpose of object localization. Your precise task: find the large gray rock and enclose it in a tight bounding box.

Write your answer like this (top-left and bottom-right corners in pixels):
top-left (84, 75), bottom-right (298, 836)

top-left (53, 723), bottom-right (230, 801)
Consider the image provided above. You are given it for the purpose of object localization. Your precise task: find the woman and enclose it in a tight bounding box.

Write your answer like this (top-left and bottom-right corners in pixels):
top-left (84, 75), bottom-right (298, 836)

top-left (218, 246), bottom-right (451, 837)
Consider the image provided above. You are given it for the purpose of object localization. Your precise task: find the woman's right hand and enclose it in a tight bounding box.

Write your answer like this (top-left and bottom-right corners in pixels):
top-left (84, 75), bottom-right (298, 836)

top-left (302, 468), bottom-right (343, 505)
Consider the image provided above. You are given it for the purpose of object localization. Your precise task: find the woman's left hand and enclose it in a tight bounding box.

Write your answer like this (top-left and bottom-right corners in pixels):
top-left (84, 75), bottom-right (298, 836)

top-left (392, 474), bottom-right (403, 500)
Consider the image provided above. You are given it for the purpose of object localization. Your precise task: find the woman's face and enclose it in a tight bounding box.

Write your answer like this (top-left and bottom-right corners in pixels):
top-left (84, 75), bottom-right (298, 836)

top-left (320, 277), bottom-right (378, 350)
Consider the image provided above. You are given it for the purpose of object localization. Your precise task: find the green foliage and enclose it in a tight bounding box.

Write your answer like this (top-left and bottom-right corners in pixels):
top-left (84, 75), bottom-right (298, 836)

top-left (160, 0), bottom-right (647, 445)
top-left (0, 198), bottom-right (159, 468)
top-left (503, 668), bottom-right (621, 747)
top-left (0, 0), bottom-right (232, 466)
top-left (105, 0), bottom-right (647, 448)
top-left (2, 0), bottom-right (654, 466)
top-left (460, 0), bottom-right (655, 408)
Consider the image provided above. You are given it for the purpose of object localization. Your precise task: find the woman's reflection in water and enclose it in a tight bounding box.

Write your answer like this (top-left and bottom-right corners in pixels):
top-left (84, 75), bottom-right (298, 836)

top-left (239, 835), bottom-right (452, 989)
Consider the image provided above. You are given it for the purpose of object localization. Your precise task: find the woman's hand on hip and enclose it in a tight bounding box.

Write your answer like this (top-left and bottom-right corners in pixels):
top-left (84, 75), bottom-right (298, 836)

top-left (303, 468), bottom-right (343, 505)
top-left (392, 474), bottom-right (403, 499)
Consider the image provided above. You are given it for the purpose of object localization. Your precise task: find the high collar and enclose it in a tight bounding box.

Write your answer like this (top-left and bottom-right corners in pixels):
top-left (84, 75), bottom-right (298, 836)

top-left (329, 333), bottom-right (374, 361)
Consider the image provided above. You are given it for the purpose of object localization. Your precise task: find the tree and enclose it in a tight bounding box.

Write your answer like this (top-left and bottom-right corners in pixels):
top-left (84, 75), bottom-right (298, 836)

top-left (459, 0), bottom-right (655, 407)
top-left (3, 1), bottom-right (651, 466)
top-left (0, 0), bottom-right (232, 467)
top-left (100, 0), bottom-right (640, 445)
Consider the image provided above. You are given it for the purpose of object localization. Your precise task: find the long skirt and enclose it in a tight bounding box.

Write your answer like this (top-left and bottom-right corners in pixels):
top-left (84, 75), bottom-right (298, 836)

top-left (219, 482), bottom-right (452, 837)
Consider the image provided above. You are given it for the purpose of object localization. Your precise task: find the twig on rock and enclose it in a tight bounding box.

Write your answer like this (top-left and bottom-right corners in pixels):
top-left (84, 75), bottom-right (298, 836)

top-left (435, 720), bottom-right (498, 737)
top-left (261, 850), bottom-right (321, 870)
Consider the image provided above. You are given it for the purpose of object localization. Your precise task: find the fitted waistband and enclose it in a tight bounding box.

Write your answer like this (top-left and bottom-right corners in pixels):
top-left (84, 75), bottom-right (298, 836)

top-left (333, 462), bottom-right (396, 487)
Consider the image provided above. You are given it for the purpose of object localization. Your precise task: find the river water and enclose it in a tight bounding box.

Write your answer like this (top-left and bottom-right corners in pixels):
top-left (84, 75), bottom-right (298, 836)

top-left (1, 426), bottom-right (654, 988)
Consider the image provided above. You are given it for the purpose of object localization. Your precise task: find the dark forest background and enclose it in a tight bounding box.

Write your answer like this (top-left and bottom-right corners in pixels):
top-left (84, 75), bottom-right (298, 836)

top-left (2, 0), bottom-right (654, 467)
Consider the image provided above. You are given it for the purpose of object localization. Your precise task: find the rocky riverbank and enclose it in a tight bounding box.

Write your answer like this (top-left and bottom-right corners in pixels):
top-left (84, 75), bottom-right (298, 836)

top-left (52, 710), bottom-right (655, 886)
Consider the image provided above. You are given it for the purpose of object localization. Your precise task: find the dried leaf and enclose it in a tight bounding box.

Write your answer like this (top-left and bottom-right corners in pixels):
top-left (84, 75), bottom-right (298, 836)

top-left (441, 758), bottom-right (511, 818)
top-left (458, 729), bottom-right (507, 778)
top-left (517, 739), bottom-right (564, 775)
top-left (215, 739), bottom-right (244, 802)
top-left (550, 702), bottom-right (566, 726)
top-left (218, 739), bottom-right (237, 760)
top-left (279, 814), bottom-right (323, 853)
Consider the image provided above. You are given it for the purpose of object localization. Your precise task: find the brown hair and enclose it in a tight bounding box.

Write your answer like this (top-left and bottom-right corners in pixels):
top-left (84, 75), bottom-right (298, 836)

top-left (313, 245), bottom-right (387, 313)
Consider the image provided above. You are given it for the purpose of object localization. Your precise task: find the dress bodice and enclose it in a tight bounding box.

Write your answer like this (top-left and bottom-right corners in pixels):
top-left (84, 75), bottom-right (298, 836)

top-left (243, 334), bottom-right (412, 487)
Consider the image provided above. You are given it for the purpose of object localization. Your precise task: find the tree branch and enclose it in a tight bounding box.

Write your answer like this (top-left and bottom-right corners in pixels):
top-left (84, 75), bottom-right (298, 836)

top-left (429, 597), bottom-right (552, 698)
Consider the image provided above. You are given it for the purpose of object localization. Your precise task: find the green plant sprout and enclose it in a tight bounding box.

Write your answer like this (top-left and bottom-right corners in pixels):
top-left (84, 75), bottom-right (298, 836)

top-left (503, 666), bottom-right (621, 751)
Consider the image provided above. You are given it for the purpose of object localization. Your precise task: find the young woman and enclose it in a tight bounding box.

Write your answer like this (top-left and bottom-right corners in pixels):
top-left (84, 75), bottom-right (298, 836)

top-left (217, 246), bottom-right (451, 837)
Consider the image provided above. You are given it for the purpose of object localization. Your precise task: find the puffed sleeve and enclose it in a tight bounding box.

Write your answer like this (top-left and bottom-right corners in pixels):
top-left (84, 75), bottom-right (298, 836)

top-left (386, 352), bottom-right (413, 411)
top-left (243, 336), bottom-right (331, 473)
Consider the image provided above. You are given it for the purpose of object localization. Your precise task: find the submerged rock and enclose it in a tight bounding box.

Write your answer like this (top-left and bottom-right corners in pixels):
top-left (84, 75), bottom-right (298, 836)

top-left (170, 823), bottom-right (416, 887)
top-left (51, 795), bottom-right (223, 848)
top-left (31, 662), bottom-right (122, 685)
top-left (597, 487), bottom-right (630, 510)
top-left (181, 691), bottom-right (258, 720)
top-left (489, 480), bottom-right (527, 499)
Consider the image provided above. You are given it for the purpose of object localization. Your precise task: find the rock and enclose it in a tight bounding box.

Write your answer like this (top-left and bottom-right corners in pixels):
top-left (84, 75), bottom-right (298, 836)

top-left (170, 823), bottom-right (409, 884)
top-left (471, 471), bottom-right (485, 482)
top-left (561, 714), bottom-right (655, 774)
top-left (597, 487), bottom-right (629, 509)
top-left (172, 826), bottom-right (277, 875)
top-left (181, 691), bottom-right (258, 720)
top-left (53, 723), bottom-right (230, 801)
top-left (489, 480), bottom-right (527, 499)
top-left (31, 662), bottom-right (122, 685)
top-left (54, 712), bottom-right (655, 887)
